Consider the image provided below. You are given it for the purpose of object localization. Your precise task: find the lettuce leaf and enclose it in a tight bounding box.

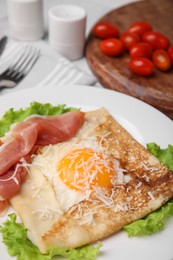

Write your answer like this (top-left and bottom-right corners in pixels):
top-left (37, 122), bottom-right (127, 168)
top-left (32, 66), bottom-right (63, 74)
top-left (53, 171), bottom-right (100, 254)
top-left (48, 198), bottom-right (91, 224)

top-left (49, 242), bottom-right (102, 260)
top-left (147, 142), bottom-right (173, 171)
top-left (0, 214), bottom-right (49, 260)
top-left (0, 102), bottom-right (76, 138)
top-left (124, 142), bottom-right (173, 237)
top-left (124, 200), bottom-right (173, 236)
top-left (0, 214), bottom-right (102, 260)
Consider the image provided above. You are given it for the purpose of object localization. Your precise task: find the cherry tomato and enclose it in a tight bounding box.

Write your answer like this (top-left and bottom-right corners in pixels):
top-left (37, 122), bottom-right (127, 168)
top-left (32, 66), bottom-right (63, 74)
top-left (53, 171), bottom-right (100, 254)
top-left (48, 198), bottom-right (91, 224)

top-left (128, 21), bottom-right (152, 37)
top-left (168, 45), bottom-right (173, 65)
top-left (93, 22), bottom-right (119, 39)
top-left (99, 38), bottom-right (124, 56)
top-left (129, 57), bottom-right (154, 76)
top-left (120, 31), bottom-right (140, 50)
top-left (130, 42), bottom-right (153, 58)
top-left (152, 49), bottom-right (171, 71)
top-left (142, 31), bottom-right (170, 50)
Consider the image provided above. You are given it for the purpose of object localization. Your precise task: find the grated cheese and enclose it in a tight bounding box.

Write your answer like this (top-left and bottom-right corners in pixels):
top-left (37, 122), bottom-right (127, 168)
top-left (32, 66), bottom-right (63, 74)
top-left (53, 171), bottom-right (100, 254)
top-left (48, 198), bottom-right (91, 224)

top-left (140, 161), bottom-right (159, 172)
top-left (32, 206), bottom-right (61, 220)
top-left (0, 163), bottom-right (24, 185)
top-left (148, 191), bottom-right (155, 200)
top-left (135, 182), bottom-right (142, 189)
top-left (93, 188), bottom-right (115, 208)
top-left (69, 203), bottom-right (95, 225)
top-left (113, 202), bottom-right (129, 213)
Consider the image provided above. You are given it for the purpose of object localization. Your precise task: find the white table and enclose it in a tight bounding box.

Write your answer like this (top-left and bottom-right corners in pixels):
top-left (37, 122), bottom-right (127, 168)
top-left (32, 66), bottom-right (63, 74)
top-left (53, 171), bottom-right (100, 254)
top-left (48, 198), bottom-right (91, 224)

top-left (0, 0), bottom-right (134, 92)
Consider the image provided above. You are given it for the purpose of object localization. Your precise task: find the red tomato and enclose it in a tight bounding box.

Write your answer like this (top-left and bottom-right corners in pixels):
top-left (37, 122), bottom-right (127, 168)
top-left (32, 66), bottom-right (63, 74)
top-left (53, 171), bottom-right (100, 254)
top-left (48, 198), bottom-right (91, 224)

top-left (130, 42), bottom-right (153, 58)
top-left (142, 31), bottom-right (170, 50)
top-left (168, 45), bottom-right (173, 65)
top-left (128, 21), bottom-right (152, 37)
top-left (120, 31), bottom-right (140, 50)
top-left (93, 22), bottom-right (119, 39)
top-left (99, 38), bottom-right (124, 56)
top-left (129, 57), bottom-right (154, 76)
top-left (152, 49), bottom-right (171, 71)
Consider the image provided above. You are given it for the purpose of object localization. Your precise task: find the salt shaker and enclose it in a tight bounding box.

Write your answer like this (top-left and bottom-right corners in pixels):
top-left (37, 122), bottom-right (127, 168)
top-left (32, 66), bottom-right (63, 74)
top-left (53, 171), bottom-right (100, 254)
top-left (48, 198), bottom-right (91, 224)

top-left (7, 0), bottom-right (44, 41)
top-left (48, 5), bottom-right (87, 60)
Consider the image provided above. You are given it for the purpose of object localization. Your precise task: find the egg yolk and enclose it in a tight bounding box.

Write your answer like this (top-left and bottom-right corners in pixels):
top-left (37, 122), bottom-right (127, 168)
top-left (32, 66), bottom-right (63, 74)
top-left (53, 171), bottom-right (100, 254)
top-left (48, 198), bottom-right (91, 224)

top-left (57, 148), bottom-right (115, 190)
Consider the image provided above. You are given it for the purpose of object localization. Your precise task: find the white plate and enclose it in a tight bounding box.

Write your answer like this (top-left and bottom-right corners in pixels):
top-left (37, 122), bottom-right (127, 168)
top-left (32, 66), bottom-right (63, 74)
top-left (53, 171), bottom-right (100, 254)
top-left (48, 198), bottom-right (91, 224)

top-left (0, 84), bottom-right (173, 260)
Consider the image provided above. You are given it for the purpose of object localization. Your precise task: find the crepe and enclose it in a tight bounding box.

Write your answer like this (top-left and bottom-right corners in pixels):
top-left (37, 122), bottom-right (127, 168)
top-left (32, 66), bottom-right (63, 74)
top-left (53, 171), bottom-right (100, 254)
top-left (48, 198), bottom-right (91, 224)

top-left (10, 108), bottom-right (173, 253)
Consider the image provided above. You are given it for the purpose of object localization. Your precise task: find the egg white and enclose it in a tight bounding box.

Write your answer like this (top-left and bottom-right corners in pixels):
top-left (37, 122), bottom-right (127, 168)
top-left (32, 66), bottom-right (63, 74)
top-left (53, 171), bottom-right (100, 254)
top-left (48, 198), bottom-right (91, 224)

top-left (28, 132), bottom-right (130, 214)
top-left (28, 135), bottom-right (100, 209)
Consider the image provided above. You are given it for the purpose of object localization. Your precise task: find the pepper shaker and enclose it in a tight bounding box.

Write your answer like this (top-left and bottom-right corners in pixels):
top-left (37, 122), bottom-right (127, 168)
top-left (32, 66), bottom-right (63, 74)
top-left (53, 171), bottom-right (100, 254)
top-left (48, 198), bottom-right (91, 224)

top-left (7, 0), bottom-right (44, 41)
top-left (48, 4), bottom-right (87, 60)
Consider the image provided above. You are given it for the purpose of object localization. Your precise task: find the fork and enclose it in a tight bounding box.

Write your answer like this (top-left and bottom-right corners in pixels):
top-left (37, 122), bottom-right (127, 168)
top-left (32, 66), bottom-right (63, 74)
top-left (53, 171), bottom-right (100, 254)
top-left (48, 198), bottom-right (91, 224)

top-left (0, 46), bottom-right (40, 90)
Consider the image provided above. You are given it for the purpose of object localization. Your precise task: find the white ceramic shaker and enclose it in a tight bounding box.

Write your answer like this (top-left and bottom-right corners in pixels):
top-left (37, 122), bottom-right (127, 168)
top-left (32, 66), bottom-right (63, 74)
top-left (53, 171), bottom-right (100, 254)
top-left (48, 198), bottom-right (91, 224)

top-left (7, 0), bottom-right (44, 41)
top-left (48, 4), bottom-right (87, 60)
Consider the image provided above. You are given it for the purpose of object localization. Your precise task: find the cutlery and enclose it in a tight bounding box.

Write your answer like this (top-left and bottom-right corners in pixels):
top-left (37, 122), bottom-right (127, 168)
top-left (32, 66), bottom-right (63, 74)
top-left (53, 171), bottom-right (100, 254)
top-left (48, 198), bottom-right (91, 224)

top-left (0, 36), bottom-right (8, 57)
top-left (0, 45), bottom-right (40, 90)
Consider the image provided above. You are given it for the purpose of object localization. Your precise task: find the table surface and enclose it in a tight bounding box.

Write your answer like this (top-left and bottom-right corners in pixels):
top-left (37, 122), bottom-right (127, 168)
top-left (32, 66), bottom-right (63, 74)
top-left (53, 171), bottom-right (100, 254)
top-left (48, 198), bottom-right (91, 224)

top-left (0, 0), bottom-right (134, 90)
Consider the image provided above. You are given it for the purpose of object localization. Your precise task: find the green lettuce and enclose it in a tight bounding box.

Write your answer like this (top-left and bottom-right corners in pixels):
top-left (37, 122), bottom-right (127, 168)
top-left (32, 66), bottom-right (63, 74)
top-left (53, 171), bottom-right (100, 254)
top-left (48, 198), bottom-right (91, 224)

top-left (0, 214), bottom-right (102, 260)
top-left (147, 142), bottom-right (173, 171)
top-left (0, 102), bottom-right (76, 137)
top-left (124, 200), bottom-right (173, 236)
top-left (124, 143), bottom-right (173, 236)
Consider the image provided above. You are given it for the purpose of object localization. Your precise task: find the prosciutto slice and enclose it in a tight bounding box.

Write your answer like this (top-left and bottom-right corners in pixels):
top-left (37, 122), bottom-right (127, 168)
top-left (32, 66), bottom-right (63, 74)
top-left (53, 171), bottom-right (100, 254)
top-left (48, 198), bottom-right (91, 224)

top-left (0, 110), bottom-right (84, 205)
top-left (0, 145), bottom-right (39, 201)
top-left (0, 164), bottom-right (27, 200)
top-left (0, 200), bottom-right (9, 216)
top-left (0, 111), bottom-right (84, 176)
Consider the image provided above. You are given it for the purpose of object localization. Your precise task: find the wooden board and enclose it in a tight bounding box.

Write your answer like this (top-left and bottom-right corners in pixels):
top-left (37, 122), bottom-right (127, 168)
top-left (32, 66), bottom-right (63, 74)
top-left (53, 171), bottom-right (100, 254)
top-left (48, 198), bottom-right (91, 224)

top-left (85, 0), bottom-right (173, 120)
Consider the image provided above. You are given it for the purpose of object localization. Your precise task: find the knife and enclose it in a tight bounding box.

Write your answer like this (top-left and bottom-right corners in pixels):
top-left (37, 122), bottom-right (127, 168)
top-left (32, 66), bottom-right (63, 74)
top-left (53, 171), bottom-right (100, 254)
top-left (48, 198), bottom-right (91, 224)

top-left (0, 36), bottom-right (7, 57)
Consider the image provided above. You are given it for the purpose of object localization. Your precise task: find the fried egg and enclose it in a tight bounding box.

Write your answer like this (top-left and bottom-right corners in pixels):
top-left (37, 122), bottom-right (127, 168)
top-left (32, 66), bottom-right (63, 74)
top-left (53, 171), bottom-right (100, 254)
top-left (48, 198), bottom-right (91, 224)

top-left (29, 131), bottom-right (127, 213)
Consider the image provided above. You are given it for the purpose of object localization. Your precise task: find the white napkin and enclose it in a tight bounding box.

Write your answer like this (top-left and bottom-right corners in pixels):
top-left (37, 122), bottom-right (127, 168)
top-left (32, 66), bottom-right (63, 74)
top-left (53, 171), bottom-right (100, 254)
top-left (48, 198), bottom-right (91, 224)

top-left (0, 39), bottom-right (97, 95)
